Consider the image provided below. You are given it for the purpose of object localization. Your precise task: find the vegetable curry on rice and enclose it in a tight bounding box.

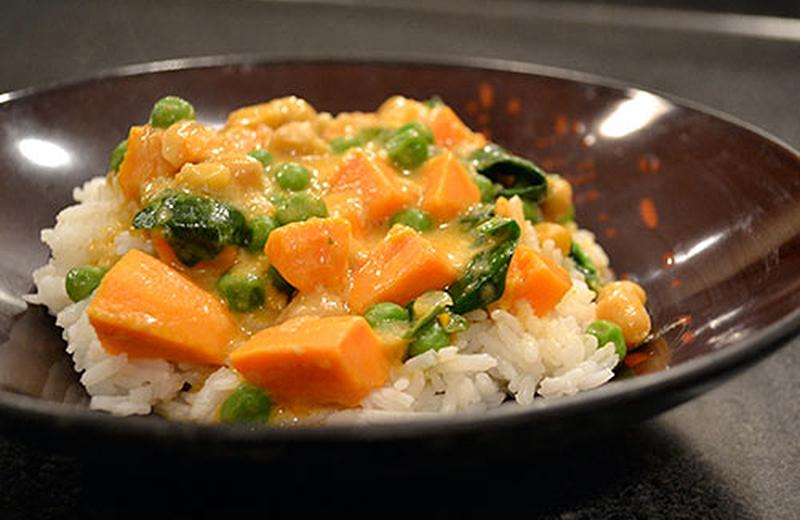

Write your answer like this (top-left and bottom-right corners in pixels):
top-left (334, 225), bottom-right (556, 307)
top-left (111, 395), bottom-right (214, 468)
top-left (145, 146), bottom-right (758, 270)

top-left (63, 94), bottom-right (651, 423)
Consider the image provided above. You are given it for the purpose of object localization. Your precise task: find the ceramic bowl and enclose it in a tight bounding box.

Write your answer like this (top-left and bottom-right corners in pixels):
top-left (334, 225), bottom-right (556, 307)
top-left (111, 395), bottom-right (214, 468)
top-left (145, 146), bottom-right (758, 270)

top-left (1, 58), bottom-right (798, 464)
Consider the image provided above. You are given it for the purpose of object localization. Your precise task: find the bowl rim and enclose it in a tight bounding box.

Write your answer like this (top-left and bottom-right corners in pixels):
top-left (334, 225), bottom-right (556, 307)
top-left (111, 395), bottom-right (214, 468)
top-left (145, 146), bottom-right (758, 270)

top-left (1, 52), bottom-right (799, 445)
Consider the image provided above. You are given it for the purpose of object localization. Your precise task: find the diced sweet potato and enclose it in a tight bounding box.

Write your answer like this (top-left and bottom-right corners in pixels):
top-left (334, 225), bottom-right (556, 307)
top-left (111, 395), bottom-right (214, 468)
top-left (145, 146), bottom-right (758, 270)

top-left (230, 315), bottom-right (389, 407)
top-left (428, 105), bottom-right (484, 150)
top-left (87, 250), bottom-right (237, 365)
top-left (499, 245), bottom-right (572, 316)
top-left (265, 217), bottom-right (352, 293)
top-left (323, 191), bottom-right (367, 237)
top-left (348, 224), bottom-right (458, 313)
top-left (118, 125), bottom-right (178, 200)
top-left (421, 152), bottom-right (481, 220)
top-left (329, 149), bottom-right (415, 221)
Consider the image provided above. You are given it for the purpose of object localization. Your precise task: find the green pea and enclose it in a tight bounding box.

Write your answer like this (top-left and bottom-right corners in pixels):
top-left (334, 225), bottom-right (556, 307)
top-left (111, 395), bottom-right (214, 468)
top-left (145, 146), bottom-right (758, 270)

top-left (385, 121), bottom-right (433, 170)
top-left (474, 174), bottom-right (496, 203)
top-left (248, 149), bottom-right (273, 167)
top-left (522, 199), bottom-right (542, 223)
top-left (245, 215), bottom-right (278, 253)
top-left (108, 140), bottom-right (127, 173)
top-left (364, 302), bottom-right (409, 329)
top-left (275, 163), bottom-right (312, 191)
top-left (219, 383), bottom-right (272, 424)
top-left (407, 320), bottom-right (450, 357)
top-left (272, 192), bottom-right (327, 225)
top-left (217, 271), bottom-right (265, 312)
top-left (400, 121), bottom-right (434, 144)
top-left (389, 208), bottom-right (433, 232)
top-left (330, 136), bottom-right (361, 154)
top-left (65, 266), bottom-right (107, 302)
top-left (267, 265), bottom-right (295, 296)
top-left (587, 320), bottom-right (626, 360)
top-left (149, 96), bottom-right (196, 128)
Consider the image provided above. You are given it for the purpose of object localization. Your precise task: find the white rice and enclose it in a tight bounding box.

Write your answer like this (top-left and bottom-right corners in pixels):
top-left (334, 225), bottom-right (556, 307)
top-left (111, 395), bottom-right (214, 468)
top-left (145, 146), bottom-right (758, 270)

top-left (26, 178), bottom-right (193, 416)
top-left (27, 176), bottom-right (621, 423)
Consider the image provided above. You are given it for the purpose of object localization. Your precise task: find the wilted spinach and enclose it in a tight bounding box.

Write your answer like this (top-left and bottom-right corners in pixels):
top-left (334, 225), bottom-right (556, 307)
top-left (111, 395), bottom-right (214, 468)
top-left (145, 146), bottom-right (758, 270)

top-left (469, 143), bottom-right (548, 202)
top-left (448, 216), bottom-right (521, 313)
top-left (569, 242), bottom-right (600, 293)
top-left (133, 191), bottom-right (246, 266)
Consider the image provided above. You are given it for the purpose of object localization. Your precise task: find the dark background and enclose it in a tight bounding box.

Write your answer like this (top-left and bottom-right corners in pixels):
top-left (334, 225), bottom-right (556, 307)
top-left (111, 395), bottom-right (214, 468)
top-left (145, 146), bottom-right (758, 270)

top-left (1, 1), bottom-right (798, 518)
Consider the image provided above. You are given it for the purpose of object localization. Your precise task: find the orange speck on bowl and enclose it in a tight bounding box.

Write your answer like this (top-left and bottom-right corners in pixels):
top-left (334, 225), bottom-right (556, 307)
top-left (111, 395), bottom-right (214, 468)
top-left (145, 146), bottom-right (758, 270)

top-left (554, 114), bottom-right (569, 136)
top-left (534, 136), bottom-right (556, 149)
top-left (506, 97), bottom-right (521, 115)
top-left (565, 170), bottom-right (596, 187)
top-left (576, 189), bottom-right (600, 205)
top-left (478, 82), bottom-right (494, 108)
top-left (638, 154), bottom-right (661, 174)
top-left (540, 157), bottom-right (564, 171)
top-left (639, 197), bottom-right (659, 229)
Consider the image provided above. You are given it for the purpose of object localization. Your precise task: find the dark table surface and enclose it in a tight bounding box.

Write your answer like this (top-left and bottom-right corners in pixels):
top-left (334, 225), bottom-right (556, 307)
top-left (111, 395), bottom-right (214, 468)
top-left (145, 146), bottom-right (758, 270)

top-left (2, 1), bottom-right (799, 518)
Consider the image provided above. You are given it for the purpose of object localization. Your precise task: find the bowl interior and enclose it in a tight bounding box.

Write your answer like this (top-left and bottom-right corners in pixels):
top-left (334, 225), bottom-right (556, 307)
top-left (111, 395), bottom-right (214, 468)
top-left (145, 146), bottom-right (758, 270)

top-left (0, 60), bottom-right (798, 428)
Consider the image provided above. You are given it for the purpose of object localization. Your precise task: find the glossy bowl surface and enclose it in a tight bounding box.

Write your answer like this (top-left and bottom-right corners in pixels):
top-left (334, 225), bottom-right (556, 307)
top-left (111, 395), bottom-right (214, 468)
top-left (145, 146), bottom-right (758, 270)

top-left (1, 57), bottom-right (798, 463)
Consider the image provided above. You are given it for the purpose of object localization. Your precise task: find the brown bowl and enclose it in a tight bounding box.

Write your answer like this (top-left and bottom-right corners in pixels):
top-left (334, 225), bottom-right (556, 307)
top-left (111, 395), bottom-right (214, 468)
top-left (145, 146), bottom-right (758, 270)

top-left (0, 57), bottom-right (798, 464)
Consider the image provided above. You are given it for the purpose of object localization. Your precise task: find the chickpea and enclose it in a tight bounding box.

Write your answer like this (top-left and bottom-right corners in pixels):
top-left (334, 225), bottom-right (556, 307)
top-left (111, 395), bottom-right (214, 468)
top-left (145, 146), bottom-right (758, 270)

top-left (596, 281), bottom-right (651, 346)
top-left (270, 121), bottom-right (329, 156)
top-left (226, 96), bottom-right (317, 128)
top-left (161, 120), bottom-right (216, 168)
top-left (598, 280), bottom-right (647, 305)
top-left (534, 222), bottom-right (572, 255)
top-left (596, 293), bottom-right (651, 346)
top-left (215, 154), bottom-right (264, 188)
top-left (541, 175), bottom-right (573, 222)
top-left (175, 162), bottom-right (231, 193)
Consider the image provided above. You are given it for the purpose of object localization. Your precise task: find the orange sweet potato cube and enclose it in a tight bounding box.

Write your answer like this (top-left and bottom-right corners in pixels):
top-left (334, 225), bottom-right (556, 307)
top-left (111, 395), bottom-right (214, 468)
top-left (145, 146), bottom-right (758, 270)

top-left (348, 224), bottom-right (458, 313)
top-left (499, 245), bottom-right (572, 316)
top-left (87, 250), bottom-right (236, 365)
top-left (323, 191), bottom-right (368, 237)
top-left (230, 315), bottom-right (389, 407)
top-left (421, 152), bottom-right (481, 221)
top-left (329, 149), bottom-right (415, 221)
top-left (118, 125), bottom-right (177, 201)
top-left (428, 105), bottom-right (484, 150)
top-left (265, 217), bottom-right (352, 293)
